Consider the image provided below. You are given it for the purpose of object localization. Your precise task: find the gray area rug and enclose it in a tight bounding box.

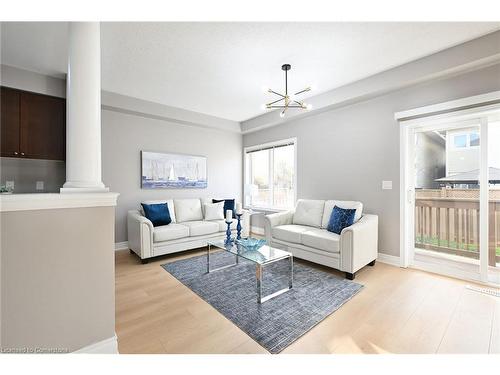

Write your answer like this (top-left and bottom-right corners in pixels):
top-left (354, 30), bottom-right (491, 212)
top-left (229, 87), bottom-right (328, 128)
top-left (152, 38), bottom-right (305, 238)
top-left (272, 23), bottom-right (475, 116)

top-left (162, 251), bottom-right (363, 353)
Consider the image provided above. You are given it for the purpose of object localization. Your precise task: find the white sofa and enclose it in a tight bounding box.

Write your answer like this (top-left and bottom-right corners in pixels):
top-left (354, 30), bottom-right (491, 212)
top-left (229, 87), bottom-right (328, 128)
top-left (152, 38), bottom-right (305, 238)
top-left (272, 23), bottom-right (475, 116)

top-left (128, 198), bottom-right (250, 263)
top-left (264, 199), bottom-right (378, 279)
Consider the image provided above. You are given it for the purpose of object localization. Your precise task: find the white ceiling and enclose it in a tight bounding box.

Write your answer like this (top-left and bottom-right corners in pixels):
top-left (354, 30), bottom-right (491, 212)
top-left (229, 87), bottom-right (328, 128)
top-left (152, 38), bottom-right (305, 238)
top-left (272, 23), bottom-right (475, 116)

top-left (2, 22), bottom-right (500, 121)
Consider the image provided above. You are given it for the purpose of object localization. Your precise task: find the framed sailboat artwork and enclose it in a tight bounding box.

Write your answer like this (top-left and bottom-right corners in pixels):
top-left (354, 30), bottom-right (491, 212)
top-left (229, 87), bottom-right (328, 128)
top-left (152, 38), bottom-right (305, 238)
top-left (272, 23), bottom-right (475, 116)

top-left (141, 151), bottom-right (207, 189)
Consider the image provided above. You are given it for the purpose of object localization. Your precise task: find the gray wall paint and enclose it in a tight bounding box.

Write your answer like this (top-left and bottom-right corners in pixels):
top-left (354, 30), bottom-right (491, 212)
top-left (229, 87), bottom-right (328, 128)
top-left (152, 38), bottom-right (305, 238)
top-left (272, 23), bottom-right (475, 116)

top-left (1, 206), bottom-right (115, 351)
top-left (0, 65), bottom-right (67, 193)
top-left (0, 158), bottom-right (65, 193)
top-left (243, 63), bottom-right (500, 256)
top-left (0, 64), bottom-right (66, 98)
top-left (101, 109), bottom-right (242, 243)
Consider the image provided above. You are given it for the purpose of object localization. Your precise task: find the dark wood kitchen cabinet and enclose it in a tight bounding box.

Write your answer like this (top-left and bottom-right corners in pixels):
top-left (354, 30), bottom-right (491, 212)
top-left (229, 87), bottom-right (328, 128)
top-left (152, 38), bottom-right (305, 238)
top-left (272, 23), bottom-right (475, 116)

top-left (1, 87), bottom-right (20, 157)
top-left (0, 86), bottom-right (66, 160)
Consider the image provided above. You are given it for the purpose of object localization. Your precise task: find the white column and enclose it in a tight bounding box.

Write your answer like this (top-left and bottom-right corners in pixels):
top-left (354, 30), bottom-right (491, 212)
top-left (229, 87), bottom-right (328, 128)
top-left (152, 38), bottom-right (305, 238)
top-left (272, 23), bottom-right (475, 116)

top-left (61, 22), bottom-right (108, 193)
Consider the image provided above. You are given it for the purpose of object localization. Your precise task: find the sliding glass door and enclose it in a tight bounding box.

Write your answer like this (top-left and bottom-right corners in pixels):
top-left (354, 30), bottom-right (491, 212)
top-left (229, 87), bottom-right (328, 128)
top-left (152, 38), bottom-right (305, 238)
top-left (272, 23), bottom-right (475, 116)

top-left (404, 110), bottom-right (500, 285)
top-left (413, 122), bottom-right (481, 265)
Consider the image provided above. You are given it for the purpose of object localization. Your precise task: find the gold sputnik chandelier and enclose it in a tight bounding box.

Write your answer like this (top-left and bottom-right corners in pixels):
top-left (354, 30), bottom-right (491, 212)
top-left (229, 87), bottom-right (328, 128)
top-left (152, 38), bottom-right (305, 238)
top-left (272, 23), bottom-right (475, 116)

top-left (263, 64), bottom-right (313, 118)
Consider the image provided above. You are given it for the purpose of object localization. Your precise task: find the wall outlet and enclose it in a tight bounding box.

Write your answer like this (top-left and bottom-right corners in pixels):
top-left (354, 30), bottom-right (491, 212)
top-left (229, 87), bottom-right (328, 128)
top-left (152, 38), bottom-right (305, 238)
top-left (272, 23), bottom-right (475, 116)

top-left (382, 180), bottom-right (393, 190)
top-left (36, 181), bottom-right (44, 191)
top-left (6, 181), bottom-right (14, 190)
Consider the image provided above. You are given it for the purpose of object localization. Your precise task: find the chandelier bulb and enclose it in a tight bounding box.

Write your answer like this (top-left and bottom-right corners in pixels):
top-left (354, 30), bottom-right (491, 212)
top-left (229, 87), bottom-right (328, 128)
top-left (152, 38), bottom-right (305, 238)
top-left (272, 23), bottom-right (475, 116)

top-left (306, 103), bottom-right (313, 110)
top-left (279, 110), bottom-right (285, 118)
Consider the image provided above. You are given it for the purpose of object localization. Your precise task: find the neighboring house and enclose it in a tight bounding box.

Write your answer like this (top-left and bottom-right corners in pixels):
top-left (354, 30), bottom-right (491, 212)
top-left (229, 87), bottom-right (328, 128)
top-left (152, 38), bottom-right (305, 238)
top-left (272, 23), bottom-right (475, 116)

top-left (446, 127), bottom-right (480, 176)
top-left (415, 131), bottom-right (446, 189)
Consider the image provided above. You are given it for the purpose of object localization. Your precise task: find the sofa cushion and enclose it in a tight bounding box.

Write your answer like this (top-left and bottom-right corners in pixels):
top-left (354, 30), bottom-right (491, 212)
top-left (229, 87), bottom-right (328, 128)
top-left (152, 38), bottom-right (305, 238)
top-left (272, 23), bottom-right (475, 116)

top-left (321, 200), bottom-right (363, 228)
top-left (174, 199), bottom-right (203, 222)
top-left (141, 199), bottom-right (176, 223)
top-left (153, 223), bottom-right (189, 242)
top-left (293, 199), bottom-right (325, 228)
top-left (141, 202), bottom-right (172, 227)
top-left (273, 224), bottom-right (311, 244)
top-left (301, 228), bottom-right (340, 253)
top-left (181, 221), bottom-right (219, 236)
top-left (214, 220), bottom-right (237, 232)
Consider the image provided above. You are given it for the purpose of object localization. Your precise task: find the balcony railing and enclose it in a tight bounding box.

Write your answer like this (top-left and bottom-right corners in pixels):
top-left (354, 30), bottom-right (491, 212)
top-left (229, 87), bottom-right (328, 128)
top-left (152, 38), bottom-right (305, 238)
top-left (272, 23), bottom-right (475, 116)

top-left (415, 188), bottom-right (500, 266)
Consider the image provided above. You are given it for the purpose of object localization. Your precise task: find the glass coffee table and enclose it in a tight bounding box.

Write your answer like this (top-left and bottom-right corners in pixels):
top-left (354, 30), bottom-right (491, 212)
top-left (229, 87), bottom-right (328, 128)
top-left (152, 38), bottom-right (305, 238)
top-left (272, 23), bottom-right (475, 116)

top-left (207, 239), bottom-right (293, 303)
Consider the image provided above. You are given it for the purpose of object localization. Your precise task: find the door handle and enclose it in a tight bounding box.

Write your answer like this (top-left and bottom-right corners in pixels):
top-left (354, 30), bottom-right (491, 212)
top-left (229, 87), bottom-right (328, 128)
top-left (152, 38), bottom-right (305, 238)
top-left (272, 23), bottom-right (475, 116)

top-left (20, 152), bottom-right (25, 156)
top-left (407, 189), bottom-right (414, 204)
top-left (14, 151), bottom-right (18, 155)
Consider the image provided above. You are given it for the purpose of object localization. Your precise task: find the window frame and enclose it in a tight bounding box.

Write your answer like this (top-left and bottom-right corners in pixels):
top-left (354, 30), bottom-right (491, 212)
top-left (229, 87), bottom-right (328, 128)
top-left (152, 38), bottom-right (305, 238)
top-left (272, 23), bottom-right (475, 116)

top-left (243, 137), bottom-right (297, 211)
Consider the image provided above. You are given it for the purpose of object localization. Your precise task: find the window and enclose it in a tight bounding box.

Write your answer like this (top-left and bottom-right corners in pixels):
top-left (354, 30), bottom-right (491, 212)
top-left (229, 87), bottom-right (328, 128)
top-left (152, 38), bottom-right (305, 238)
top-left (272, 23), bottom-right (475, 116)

top-left (452, 132), bottom-right (480, 148)
top-left (244, 139), bottom-right (296, 210)
top-left (469, 132), bottom-right (480, 147)
top-left (453, 134), bottom-right (467, 148)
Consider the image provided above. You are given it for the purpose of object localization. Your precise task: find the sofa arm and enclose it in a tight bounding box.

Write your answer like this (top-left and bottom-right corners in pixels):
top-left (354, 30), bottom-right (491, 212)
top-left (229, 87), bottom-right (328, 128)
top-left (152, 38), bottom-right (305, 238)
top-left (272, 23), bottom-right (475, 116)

top-left (340, 214), bottom-right (378, 274)
top-left (127, 210), bottom-right (154, 259)
top-left (264, 210), bottom-right (295, 243)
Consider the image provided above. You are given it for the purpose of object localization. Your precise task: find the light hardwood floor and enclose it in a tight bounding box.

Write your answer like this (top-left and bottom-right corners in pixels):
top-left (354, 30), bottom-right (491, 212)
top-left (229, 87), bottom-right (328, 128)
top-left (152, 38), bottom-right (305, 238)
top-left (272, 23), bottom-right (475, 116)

top-left (115, 248), bottom-right (500, 354)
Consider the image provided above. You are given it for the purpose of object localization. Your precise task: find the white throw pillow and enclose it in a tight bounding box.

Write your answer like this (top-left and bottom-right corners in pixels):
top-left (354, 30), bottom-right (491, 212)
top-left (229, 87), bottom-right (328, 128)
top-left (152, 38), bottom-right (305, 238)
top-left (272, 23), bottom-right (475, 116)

top-left (174, 199), bottom-right (203, 222)
top-left (292, 199), bottom-right (325, 228)
top-left (204, 202), bottom-right (224, 221)
top-left (321, 200), bottom-right (363, 228)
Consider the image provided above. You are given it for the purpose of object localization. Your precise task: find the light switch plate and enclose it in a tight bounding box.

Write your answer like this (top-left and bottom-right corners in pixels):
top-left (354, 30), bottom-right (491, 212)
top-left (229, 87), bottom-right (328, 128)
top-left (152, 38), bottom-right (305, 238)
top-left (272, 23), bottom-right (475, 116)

top-left (36, 181), bottom-right (44, 190)
top-left (6, 181), bottom-right (14, 189)
top-left (382, 180), bottom-right (393, 190)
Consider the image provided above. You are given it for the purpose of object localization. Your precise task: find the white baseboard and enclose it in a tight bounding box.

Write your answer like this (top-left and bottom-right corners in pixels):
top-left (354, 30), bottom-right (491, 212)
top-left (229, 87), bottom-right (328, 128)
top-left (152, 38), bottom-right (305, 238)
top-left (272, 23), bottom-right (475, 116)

top-left (377, 252), bottom-right (401, 267)
top-left (115, 241), bottom-right (129, 251)
top-left (74, 334), bottom-right (119, 354)
top-left (250, 226), bottom-right (265, 236)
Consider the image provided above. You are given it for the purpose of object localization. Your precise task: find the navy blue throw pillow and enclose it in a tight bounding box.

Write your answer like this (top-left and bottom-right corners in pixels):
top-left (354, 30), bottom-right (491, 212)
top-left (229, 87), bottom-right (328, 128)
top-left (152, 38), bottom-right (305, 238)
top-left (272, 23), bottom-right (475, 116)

top-left (213, 199), bottom-right (236, 218)
top-left (327, 206), bottom-right (356, 235)
top-left (141, 203), bottom-right (172, 227)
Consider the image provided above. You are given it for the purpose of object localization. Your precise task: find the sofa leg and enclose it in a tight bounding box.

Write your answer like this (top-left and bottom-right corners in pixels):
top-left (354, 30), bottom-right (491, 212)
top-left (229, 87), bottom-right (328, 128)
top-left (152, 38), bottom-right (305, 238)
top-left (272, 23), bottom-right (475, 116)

top-left (141, 258), bottom-right (149, 264)
top-left (129, 249), bottom-right (134, 255)
top-left (345, 272), bottom-right (355, 280)
top-left (368, 259), bottom-right (376, 266)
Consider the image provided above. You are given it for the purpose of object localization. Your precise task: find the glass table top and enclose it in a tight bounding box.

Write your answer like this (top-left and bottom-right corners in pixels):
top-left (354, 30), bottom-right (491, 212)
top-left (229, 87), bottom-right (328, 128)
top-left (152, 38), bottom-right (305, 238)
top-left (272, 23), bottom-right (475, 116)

top-left (207, 239), bottom-right (292, 265)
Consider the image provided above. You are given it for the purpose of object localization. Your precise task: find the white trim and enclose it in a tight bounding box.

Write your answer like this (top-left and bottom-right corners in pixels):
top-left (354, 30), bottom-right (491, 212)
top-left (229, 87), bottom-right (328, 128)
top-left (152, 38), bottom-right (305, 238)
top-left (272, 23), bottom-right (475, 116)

top-left (395, 90), bottom-right (500, 121)
top-left (377, 252), bottom-right (401, 267)
top-left (243, 137), bottom-right (297, 212)
top-left (101, 91), bottom-right (241, 134)
top-left (399, 124), bottom-right (413, 268)
top-left (244, 137), bottom-right (297, 153)
top-left (115, 241), bottom-right (129, 251)
top-left (0, 192), bottom-right (119, 212)
top-left (479, 117), bottom-right (489, 282)
top-left (73, 334), bottom-right (118, 354)
top-left (250, 226), bottom-right (265, 236)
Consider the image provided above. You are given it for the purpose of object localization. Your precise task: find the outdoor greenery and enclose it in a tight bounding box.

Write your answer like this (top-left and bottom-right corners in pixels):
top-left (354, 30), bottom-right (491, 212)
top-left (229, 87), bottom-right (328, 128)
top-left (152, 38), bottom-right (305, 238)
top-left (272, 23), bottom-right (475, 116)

top-left (416, 235), bottom-right (500, 255)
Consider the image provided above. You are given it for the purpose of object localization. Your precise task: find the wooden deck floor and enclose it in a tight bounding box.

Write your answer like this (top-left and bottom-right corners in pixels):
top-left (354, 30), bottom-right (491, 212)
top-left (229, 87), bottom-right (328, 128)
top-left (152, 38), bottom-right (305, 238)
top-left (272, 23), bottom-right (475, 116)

top-left (115, 248), bottom-right (500, 354)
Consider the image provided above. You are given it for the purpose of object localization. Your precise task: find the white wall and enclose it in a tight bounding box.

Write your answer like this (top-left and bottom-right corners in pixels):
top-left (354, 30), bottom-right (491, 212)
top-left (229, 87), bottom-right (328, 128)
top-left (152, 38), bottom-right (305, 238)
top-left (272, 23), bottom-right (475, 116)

top-left (101, 109), bottom-right (242, 243)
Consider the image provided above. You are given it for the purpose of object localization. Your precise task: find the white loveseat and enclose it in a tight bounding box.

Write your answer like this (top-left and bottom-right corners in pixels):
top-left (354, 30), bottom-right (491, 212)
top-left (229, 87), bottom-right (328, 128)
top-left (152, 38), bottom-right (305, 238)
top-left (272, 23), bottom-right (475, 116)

top-left (128, 198), bottom-right (250, 263)
top-left (264, 199), bottom-right (378, 279)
